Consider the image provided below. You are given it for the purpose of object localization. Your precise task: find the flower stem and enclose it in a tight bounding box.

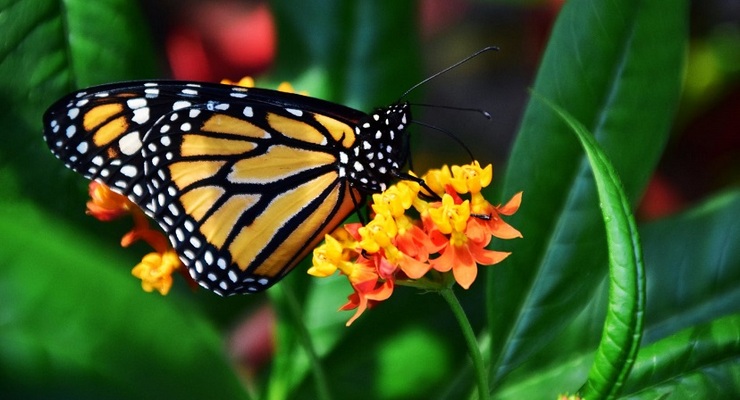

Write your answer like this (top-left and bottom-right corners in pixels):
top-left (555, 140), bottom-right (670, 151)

top-left (281, 286), bottom-right (332, 400)
top-left (439, 286), bottom-right (489, 399)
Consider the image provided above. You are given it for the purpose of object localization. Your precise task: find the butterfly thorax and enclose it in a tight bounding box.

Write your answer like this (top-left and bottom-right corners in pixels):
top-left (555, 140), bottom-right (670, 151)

top-left (343, 102), bottom-right (410, 193)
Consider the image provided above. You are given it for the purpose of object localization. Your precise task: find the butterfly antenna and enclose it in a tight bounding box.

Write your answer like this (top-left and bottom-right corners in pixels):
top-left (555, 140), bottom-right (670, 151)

top-left (411, 120), bottom-right (476, 161)
top-left (409, 102), bottom-right (492, 120)
top-left (399, 46), bottom-right (499, 101)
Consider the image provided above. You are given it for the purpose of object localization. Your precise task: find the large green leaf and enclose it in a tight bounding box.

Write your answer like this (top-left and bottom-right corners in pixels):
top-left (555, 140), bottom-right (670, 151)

top-left (622, 313), bottom-right (740, 399)
top-left (489, 0), bottom-right (687, 385)
top-left (640, 190), bottom-right (740, 342)
top-left (490, 189), bottom-right (740, 398)
top-left (0, 0), bottom-right (158, 214)
top-left (270, 0), bottom-right (419, 109)
top-left (0, 202), bottom-right (249, 400)
top-left (541, 98), bottom-right (645, 399)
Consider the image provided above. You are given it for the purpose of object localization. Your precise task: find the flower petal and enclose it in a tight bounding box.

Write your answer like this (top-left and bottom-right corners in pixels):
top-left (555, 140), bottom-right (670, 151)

top-left (498, 191), bottom-right (523, 215)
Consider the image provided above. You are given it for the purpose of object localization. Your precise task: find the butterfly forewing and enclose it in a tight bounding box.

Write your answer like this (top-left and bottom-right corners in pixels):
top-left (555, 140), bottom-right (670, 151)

top-left (43, 81), bottom-right (410, 295)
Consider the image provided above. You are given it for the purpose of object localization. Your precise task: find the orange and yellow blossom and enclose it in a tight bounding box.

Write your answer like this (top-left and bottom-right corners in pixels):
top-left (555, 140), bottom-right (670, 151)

top-left (85, 181), bottom-right (187, 294)
top-left (310, 161), bottom-right (522, 325)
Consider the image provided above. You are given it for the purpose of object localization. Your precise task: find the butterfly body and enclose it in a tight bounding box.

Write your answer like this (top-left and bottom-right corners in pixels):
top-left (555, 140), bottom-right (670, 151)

top-left (43, 81), bottom-right (411, 295)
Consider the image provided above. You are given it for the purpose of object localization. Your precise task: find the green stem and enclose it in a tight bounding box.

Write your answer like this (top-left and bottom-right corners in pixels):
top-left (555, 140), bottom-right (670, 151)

top-left (282, 286), bottom-right (332, 400)
top-left (439, 286), bottom-right (489, 399)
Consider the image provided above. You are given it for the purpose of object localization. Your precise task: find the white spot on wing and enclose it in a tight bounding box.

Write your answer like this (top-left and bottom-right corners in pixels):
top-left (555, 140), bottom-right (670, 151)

top-left (76, 142), bottom-right (88, 154)
top-left (132, 107), bottom-right (150, 124)
top-left (119, 131), bottom-right (142, 155)
top-left (127, 98), bottom-right (147, 109)
top-left (173, 101), bottom-right (191, 110)
top-left (120, 165), bottom-right (137, 178)
top-left (133, 184), bottom-right (144, 197)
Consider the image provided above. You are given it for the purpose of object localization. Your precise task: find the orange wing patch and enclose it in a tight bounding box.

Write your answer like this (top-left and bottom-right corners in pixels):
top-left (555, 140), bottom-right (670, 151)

top-left (84, 103), bottom-right (124, 132)
top-left (314, 114), bottom-right (356, 147)
top-left (228, 144), bottom-right (336, 184)
top-left (201, 114), bottom-right (268, 138)
top-left (169, 160), bottom-right (225, 190)
top-left (267, 112), bottom-right (326, 145)
top-left (84, 102), bottom-right (129, 147)
top-left (179, 185), bottom-right (226, 221)
top-left (254, 184), bottom-right (358, 277)
top-left (199, 193), bottom-right (261, 248)
top-left (229, 171), bottom-right (343, 272)
top-left (181, 134), bottom-right (257, 157)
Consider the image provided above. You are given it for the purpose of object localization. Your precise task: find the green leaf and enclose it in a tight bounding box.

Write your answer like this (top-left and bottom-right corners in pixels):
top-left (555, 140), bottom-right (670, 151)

top-left (0, 202), bottom-right (249, 400)
top-left (0, 0), bottom-right (159, 215)
top-left (640, 189), bottom-right (740, 342)
top-left (622, 313), bottom-right (740, 399)
top-left (270, 0), bottom-right (420, 109)
top-left (489, 0), bottom-right (687, 386)
top-left (538, 97), bottom-right (645, 399)
top-left (490, 190), bottom-right (740, 398)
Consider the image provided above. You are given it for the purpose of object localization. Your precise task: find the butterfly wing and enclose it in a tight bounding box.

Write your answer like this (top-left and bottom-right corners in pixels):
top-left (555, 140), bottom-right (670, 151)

top-left (44, 81), bottom-right (367, 294)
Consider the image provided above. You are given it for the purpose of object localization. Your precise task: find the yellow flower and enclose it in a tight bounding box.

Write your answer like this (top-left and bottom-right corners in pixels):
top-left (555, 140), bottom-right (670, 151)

top-left (310, 161), bottom-right (522, 325)
top-left (449, 161), bottom-right (492, 194)
top-left (427, 194), bottom-right (470, 234)
top-left (131, 249), bottom-right (182, 295)
top-left (220, 76), bottom-right (255, 88)
top-left (423, 165), bottom-right (453, 196)
top-left (358, 213), bottom-right (398, 253)
top-left (308, 235), bottom-right (346, 277)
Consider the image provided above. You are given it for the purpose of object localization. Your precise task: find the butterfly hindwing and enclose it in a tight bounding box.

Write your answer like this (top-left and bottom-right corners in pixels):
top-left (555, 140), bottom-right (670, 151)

top-left (139, 98), bottom-right (362, 293)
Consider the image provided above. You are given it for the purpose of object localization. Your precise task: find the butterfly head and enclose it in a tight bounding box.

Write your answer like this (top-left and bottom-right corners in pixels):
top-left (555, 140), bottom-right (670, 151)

top-left (345, 102), bottom-right (411, 193)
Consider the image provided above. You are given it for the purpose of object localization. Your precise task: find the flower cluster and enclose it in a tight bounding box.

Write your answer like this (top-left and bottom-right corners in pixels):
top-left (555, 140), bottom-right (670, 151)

top-left (86, 181), bottom-right (188, 295)
top-left (309, 162), bottom-right (522, 325)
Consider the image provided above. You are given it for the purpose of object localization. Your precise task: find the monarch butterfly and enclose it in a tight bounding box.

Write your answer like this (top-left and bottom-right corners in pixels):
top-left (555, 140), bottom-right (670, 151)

top-left (42, 48), bottom-right (497, 296)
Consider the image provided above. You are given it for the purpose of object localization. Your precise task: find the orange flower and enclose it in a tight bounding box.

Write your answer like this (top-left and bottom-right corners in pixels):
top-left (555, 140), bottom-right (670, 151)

top-left (468, 192), bottom-right (523, 243)
top-left (85, 181), bottom-right (186, 294)
top-left (86, 181), bottom-right (134, 221)
top-left (310, 162), bottom-right (522, 325)
top-left (339, 258), bottom-right (395, 326)
top-left (429, 229), bottom-right (511, 289)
